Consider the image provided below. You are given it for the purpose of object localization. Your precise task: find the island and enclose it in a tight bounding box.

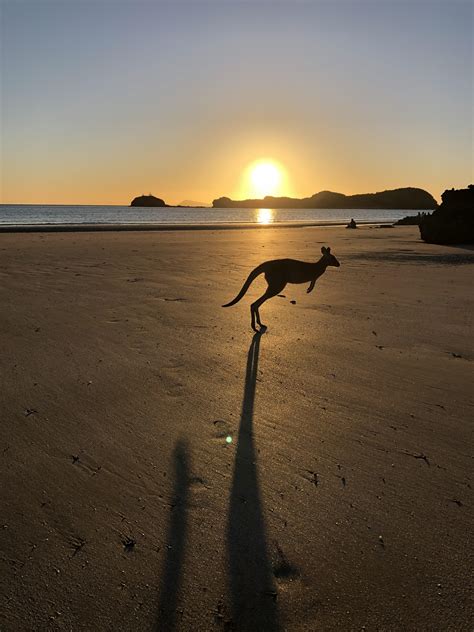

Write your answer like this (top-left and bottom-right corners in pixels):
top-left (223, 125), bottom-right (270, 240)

top-left (419, 184), bottom-right (474, 244)
top-left (131, 194), bottom-right (167, 207)
top-left (212, 187), bottom-right (437, 210)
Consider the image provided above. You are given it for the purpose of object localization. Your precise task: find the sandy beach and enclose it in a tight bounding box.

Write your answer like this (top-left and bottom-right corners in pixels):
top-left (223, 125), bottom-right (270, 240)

top-left (0, 225), bottom-right (472, 631)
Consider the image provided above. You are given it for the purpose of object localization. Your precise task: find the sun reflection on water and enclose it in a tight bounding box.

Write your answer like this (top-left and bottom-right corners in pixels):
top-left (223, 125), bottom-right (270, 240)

top-left (255, 208), bottom-right (274, 224)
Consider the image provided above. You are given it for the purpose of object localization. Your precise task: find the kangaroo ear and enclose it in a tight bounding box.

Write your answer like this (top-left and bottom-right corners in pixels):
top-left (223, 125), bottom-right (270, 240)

top-left (327, 246), bottom-right (331, 253)
top-left (321, 246), bottom-right (327, 254)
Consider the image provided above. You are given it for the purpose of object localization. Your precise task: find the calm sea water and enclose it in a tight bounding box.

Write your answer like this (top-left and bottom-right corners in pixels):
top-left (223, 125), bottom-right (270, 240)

top-left (0, 205), bottom-right (414, 226)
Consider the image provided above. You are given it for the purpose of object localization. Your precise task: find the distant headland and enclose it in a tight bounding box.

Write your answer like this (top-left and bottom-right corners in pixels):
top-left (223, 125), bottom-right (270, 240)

top-left (131, 187), bottom-right (437, 210)
top-left (212, 188), bottom-right (437, 210)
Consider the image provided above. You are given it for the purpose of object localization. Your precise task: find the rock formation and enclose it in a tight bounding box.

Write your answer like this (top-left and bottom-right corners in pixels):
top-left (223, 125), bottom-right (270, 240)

top-left (395, 212), bottom-right (428, 225)
top-left (419, 185), bottom-right (474, 244)
top-left (130, 195), bottom-right (167, 207)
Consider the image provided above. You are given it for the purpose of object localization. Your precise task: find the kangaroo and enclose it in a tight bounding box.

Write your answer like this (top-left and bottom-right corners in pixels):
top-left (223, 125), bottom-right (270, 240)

top-left (222, 246), bottom-right (340, 331)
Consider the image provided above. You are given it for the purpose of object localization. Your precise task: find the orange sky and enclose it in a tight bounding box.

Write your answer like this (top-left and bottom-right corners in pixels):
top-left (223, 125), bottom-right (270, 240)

top-left (1, 1), bottom-right (472, 205)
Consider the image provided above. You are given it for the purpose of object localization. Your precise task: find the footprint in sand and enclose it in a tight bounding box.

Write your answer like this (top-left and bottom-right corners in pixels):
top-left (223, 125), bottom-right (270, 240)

top-left (158, 365), bottom-right (185, 397)
top-left (272, 541), bottom-right (300, 583)
top-left (189, 475), bottom-right (209, 491)
top-left (301, 470), bottom-right (319, 487)
top-left (211, 419), bottom-right (233, 443)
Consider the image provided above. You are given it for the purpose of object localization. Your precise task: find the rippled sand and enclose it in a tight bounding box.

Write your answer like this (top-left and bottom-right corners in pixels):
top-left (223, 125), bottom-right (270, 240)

top-left (1, 225), bottom-right (472, 630)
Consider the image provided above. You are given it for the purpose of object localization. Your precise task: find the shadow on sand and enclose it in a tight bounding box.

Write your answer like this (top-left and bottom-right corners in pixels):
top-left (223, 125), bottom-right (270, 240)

top-left (226, 329), bottom-right (281, 631)
top-left (352, 251), bottom-right (474, 265)
top-left (156, 439), bottom-right (190, 631)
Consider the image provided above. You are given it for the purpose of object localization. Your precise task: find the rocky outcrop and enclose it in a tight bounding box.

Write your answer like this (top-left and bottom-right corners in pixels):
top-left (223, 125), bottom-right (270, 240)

top-left (131, 195), bottom-right (167, 207)
top-left (419, 185), bottom-right (474, 244)
top-left (212, 187), bottom-right (437, 210)
top-left (212, 197), bottom-right (233, 208)
top-left (395, 212), bottom-right (429, 225)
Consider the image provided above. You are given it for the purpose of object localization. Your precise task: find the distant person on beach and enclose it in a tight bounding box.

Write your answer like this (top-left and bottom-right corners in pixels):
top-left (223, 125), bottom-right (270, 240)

top-left (346, 218), bottom-right (357, 229)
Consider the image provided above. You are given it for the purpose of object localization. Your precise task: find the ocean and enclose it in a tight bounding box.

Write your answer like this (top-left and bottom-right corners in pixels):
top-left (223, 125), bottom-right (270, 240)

top-left (0, 205), bottom-right (415, 227)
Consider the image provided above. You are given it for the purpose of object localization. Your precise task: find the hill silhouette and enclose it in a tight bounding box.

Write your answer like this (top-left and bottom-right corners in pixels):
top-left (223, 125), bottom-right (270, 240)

top-left (212, 187), bottom-right (437, 210)
top-left (131, 194), bottom-right (167, 207)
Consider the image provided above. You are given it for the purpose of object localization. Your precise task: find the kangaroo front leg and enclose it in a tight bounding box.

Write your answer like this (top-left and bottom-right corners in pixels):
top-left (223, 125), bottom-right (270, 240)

top-left (307, 278), bottom-right (316, 293)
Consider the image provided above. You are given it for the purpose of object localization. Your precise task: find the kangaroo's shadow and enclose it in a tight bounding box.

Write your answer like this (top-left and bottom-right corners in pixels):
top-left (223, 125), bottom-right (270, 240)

top-left (226, 329), bottom-right (280, 631)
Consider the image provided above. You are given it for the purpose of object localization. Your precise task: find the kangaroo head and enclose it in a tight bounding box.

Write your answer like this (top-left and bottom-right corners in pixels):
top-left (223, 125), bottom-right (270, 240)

top-left (321, 246), bottom-right (340, 267)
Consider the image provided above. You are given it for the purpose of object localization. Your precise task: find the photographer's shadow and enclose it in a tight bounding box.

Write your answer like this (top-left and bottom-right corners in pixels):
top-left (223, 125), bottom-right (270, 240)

top-left (156, 439), bottom-right (190, 631)
top-left (226, 329), bottom-right (280, 631)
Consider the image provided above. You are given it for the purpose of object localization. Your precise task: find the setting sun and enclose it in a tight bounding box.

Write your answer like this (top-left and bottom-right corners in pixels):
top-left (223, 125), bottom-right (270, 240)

top-left (245, 160), bottom-right (285, 198)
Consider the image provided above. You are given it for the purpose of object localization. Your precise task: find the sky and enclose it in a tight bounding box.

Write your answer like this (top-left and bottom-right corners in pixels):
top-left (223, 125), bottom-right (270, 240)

top-left (1, 0), bottom-right (472, 205)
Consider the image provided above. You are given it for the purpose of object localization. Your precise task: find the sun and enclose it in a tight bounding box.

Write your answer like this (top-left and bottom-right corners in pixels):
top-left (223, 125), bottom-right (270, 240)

top-left (251, 162), bottom-right (280, 197)
top-left (246, 160), bottom-right (283, 198)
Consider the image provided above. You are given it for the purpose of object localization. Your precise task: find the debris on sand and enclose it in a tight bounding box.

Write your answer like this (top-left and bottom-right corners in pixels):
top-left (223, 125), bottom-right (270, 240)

top-left (71, 538), bottom-right (86, 557)
top-left (402, 451), bottom-right (430, 466)
top-left (305, 470), bottom-right (319, 486)
top-left (122, 536), bottom-right (136, 552)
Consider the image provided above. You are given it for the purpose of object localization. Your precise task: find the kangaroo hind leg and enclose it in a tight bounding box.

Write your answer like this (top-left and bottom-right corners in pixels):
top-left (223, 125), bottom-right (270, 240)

top-left (250, 281), bottom-right (286, 331)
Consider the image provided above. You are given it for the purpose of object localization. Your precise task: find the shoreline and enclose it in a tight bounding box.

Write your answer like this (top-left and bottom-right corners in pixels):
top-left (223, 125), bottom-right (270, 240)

top-left (0, 220), bottom-right (395, 233)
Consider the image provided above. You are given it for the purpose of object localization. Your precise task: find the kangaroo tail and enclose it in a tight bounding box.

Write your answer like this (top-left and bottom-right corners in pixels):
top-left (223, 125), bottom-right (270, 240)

top-left (222, 263), bottom-right (265, 307)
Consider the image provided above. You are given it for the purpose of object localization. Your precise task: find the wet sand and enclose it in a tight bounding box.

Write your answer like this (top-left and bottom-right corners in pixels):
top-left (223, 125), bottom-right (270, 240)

top-left (0, 225), bottom-right (472, 631)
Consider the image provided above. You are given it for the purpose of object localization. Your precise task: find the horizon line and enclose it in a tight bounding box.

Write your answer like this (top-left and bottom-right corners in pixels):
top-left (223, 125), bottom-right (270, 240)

top-left (1, 184), bottom-right (448, 207)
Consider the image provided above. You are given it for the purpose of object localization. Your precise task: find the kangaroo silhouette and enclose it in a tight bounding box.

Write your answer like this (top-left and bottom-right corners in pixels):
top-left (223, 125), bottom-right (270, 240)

top-left (223, 246), bottom-right (340, 331)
